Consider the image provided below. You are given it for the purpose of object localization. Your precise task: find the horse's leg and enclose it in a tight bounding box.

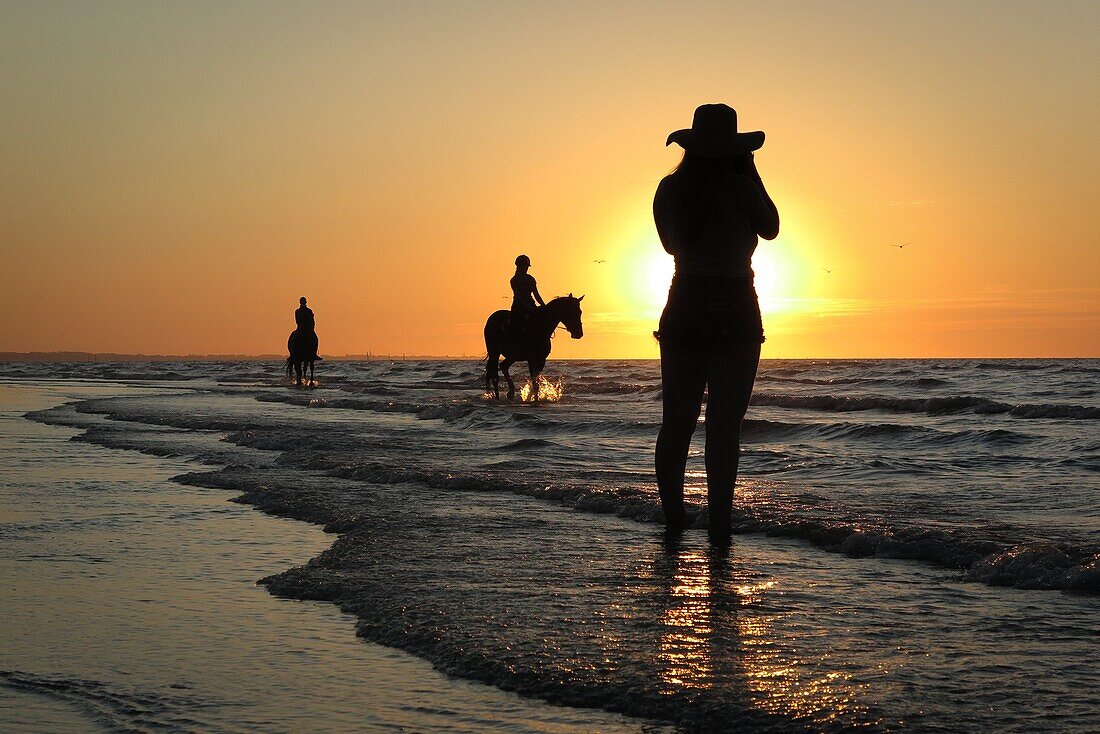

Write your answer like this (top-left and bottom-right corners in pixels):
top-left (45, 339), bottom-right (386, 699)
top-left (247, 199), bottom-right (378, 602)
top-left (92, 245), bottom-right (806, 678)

top-left (501, 358), bottom-right (516, 400)
top-left (309, 360), bottom-right (315, 386)
top-left (529, 356), bottom-right (547, 402)
top-left (294, 360), bottom-right (302, 386)
top-left (486, 352), bottom-right (501, 399)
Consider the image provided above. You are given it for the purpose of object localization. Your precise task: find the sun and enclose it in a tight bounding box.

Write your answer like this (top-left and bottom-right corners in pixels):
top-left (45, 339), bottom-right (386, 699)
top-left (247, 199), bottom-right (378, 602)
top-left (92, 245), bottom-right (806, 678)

top-left (611, 214), bottom-right (804, 330)
top-left (646, 253), bottom-right (675, 306)
top-left (751, 248), bottom-right (781, 315)
top-left (639, 246), bottom-right (783, 315)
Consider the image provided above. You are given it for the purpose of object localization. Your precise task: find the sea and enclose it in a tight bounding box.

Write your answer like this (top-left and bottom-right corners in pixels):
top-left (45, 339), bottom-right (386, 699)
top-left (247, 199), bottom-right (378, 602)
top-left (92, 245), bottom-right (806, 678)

top-left (1, 358), bottom-right (1097, 732)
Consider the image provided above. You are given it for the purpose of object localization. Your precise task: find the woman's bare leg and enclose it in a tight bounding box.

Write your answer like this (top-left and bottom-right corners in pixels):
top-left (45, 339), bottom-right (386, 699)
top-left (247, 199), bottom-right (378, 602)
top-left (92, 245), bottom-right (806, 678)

top-left (703, 343), bottom-right (761, 538)
top-left (656, 341), bottom-right (708, 531)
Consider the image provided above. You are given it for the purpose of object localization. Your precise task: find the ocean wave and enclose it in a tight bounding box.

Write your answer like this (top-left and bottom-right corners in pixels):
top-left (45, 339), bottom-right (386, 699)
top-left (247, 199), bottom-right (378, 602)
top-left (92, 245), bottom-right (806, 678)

top-left (256, 390), bottom-right (667, 436)
top-left (170, 416), bottom-right (1099, 595)
top-left (1058, 364), bottom-right (1100, 375)
top-left (263, 389), bottom-right (1043, 446)
top-left (176, 453), bottom-right (1099, 596)
top-left (758, 375), bottom-right (953, 390)
top-left (751, 392), bottom-right (1100, 419)
top-left (975, 361), bottom-right (1057, 372)
top-left (966, 544), bottom-right (1100, 591)
top-left (215, 466), bottom-right (872, 733)
top-left (743, 419), bottom-right (1032, 446)
top-left (756, 375), bottom-right (871, 386)
top-left (493, 437), bottom-right (564, 452)
top-left (28, 390), bottom-right (1100, 599)
top-left (0, 670), bottom-right (215, 732)
top-left (567, 380), bottom-right (662, 395)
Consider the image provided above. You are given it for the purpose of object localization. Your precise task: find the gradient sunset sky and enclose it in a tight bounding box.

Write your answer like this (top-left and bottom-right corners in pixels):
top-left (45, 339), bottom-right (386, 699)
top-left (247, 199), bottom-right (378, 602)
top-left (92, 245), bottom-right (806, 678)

top-left (2, 1), bottom-right (1097, 358)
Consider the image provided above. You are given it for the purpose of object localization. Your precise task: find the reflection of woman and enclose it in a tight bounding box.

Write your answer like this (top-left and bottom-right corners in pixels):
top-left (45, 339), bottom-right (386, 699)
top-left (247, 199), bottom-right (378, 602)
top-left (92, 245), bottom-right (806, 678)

top-left (653, 104), bottom-right (779, 539)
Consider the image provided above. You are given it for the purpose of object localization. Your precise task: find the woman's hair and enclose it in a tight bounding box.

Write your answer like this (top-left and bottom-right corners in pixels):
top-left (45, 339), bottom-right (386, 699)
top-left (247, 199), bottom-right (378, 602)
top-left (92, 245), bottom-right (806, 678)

top-left (670, 151), bottom-right (751, 180)
top-left (661, 153), bottom-right (751, 240)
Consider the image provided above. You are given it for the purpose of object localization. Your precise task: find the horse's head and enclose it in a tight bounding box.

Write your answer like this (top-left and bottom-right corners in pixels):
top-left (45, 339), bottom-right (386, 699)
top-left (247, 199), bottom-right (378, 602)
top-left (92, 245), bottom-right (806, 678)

top-left (559, 294), bottom-right (584, 339)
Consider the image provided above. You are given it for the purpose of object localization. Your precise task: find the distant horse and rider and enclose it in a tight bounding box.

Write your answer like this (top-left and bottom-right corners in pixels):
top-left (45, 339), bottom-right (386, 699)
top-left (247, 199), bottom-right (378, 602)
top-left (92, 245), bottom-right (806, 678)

top-left (283, 256), bottom-right (583, 397)
top-left (484, 255), bottom-right (584, 401)
top-left (286, 296), bottom-right (321, 386)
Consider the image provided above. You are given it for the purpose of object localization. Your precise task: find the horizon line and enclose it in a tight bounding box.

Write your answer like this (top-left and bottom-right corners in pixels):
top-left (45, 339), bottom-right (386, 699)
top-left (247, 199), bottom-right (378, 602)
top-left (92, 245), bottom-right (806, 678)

top-left (2, 351), bottom-right (1097, 363)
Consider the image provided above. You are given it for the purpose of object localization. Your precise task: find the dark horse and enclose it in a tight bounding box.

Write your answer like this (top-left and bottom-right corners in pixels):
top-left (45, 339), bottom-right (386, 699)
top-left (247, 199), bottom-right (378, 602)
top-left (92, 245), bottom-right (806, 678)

top-left (286, 329), bottom-right (319, 386)
top-left (484, 295), bottom-right (584, 401)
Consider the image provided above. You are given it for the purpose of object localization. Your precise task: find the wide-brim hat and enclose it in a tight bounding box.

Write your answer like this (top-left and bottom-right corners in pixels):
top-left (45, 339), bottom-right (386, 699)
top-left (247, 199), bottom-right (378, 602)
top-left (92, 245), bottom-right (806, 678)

top-left (666, 103), bottom-right (764, 158)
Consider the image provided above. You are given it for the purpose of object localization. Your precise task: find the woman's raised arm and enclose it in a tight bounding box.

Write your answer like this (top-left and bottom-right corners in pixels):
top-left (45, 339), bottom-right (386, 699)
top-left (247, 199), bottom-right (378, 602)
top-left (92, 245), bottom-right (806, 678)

top-left (737, 157), bottom-right (779, 240)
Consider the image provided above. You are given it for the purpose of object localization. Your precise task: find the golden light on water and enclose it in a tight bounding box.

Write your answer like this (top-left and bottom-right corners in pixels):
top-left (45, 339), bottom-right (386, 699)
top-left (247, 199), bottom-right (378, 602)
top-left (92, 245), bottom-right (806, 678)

top-left (657, 550), bottom-right (714, 690)
top-left (650, 546), bottom-right (872, 725)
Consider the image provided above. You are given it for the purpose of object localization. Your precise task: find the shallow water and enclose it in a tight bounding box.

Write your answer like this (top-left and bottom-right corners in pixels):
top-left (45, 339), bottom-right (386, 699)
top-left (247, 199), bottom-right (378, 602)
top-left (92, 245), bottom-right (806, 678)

top-left (2, 359), bottom-right (1098, 732)
top-left (0, 383), bottom-right (665, 733)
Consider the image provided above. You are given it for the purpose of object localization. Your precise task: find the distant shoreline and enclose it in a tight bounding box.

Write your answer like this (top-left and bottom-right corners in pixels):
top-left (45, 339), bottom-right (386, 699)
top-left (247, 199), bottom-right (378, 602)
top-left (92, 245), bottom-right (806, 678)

top-left (0, 352), bottom-right (479, 363)
top-left (1, 352), bottom-right (1094, 363)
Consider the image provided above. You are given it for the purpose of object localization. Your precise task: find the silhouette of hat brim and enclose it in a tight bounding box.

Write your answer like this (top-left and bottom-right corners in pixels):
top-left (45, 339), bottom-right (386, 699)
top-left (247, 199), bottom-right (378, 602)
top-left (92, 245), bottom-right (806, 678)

top-left (666, 128), bottom-right (764, 157)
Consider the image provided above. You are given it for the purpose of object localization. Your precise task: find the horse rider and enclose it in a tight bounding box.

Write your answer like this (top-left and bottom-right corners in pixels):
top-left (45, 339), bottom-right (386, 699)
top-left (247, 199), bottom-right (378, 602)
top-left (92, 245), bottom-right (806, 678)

top-left (295, 297), bottom-right (320, 359)
top-left (509, 254), bottom-right (545, 340)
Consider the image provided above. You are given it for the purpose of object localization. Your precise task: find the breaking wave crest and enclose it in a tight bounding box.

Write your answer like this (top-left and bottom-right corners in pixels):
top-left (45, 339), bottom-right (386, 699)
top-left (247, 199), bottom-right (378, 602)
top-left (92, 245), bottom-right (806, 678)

top-left (0, 671), bottom-right (217, 733)
top-left (751, 392), bottom-right (1100, 419)
top-left (38, 397), bottom-right (1097, 595)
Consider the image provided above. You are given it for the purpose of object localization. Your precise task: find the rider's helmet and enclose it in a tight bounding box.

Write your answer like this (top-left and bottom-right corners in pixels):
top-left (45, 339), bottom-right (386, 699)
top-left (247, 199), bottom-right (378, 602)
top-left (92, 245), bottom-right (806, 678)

top-left (299, 297), bottom-right (307, 305)
top-left (515, 254), bottom-right (531, 268)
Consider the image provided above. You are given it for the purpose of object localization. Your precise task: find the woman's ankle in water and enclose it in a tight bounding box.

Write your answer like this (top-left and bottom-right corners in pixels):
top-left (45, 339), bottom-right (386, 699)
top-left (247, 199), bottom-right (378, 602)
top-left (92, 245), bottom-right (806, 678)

top-left (661, 504), bottom-right (690, 532)
top-left (707, 522), bottom-right (732, 546)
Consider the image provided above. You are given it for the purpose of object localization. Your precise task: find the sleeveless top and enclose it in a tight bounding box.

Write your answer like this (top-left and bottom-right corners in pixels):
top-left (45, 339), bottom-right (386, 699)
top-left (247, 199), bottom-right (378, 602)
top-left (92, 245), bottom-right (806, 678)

top-left (653, 174), bottom-right (758, 278)
top-left (653, 173), bottom-right (765, 347)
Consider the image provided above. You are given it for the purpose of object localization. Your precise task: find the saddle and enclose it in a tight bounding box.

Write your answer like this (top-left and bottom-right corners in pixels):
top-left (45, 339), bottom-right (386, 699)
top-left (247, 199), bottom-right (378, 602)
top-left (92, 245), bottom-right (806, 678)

top-left (291, 328), bottom-right (321, 359)
top-left (506, 311), bottom-right (532, 341)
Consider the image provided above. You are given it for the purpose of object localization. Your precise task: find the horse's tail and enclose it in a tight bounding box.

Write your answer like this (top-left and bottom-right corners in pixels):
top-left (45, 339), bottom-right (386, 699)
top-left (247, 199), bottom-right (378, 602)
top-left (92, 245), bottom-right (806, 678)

top-left (485, 352), bottom-right (499, 393)
top-left (285, 355), bottom-right (293, 379)
top-left (484, 316), bottom-right (499, 396)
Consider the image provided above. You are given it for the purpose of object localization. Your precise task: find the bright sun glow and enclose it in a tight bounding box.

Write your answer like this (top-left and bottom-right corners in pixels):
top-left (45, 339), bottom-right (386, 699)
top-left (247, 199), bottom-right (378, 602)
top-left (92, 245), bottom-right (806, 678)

top-left (751, 248), bottom-right (781, 315)
top-left (646, 254), bottom-right (675, 306)
top-left (640, 246), bottom-right (784, 315)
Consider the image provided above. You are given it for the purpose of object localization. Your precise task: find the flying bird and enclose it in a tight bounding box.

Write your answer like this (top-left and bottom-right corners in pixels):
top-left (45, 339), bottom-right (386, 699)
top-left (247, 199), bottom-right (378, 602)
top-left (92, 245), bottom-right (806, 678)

top-left (890, 242), bottom-right (909, 249)
top-left (593, 259), bottom-right (607, 264)
top-left (823, 268), bottom-right (834, 274)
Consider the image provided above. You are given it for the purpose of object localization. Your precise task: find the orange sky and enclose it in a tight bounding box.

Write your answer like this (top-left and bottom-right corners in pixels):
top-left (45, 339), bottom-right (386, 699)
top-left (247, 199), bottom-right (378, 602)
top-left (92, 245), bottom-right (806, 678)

top-left (2, 1), bottom-right (1098, 358)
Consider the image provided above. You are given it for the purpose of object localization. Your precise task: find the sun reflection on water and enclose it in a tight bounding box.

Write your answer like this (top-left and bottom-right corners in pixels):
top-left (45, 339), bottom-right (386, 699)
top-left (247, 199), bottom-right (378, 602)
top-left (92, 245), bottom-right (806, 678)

top-left (653, 545), bottom-right (875, 727)
top-left (657, 550), bottom-right (714, 690)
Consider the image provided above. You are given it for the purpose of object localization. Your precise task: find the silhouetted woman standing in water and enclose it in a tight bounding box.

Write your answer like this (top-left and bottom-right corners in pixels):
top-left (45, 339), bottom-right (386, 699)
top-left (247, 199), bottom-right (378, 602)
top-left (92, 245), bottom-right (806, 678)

top-left (653, 104), bottom-right (779, 539)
